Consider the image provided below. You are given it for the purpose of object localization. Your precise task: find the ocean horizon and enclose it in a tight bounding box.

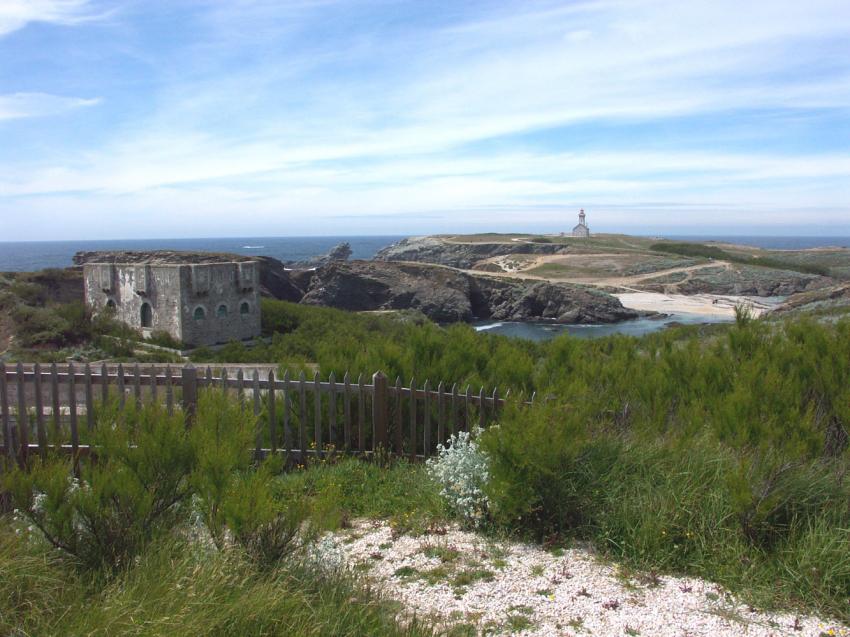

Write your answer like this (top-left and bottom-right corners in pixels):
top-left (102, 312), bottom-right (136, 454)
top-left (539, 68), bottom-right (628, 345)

top-left (1, 234), bottom-right (848, 272)
top-left (0, 235), bottom-right (405, 272)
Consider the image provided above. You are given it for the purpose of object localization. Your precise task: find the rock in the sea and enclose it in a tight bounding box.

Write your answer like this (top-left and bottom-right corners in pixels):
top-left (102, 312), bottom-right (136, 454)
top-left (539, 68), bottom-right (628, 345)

top-left (324, 242), bottom-right (353, 262)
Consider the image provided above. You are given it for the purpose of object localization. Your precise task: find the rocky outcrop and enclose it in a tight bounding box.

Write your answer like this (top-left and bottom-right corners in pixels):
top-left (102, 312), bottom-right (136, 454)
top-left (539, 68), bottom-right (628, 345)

top-left (286, 242), bottom-right (353, 268)
top-left (770, 283), bottom-right (850, 316)
top-left (321, 242), bottom-right (353, 262)
top-left (300, 261), bottom-right (639, 324)
top-left (72, 250), bottom-right (304, 302)
top-left (638, 264), bottom-right (831, 297)
top-left (375, 236), bottom-right (569, 269)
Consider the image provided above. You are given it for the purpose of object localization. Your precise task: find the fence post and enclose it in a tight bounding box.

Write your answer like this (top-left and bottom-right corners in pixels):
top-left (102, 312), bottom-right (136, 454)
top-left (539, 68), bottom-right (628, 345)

top-left (16, 363), bottom-right (28, 464)
top-left (0, 362), bottom-right (11, 459)
top-left (181, 365), bottom-right (198, 427)
top-left (372, 371), bottom-right (388, 453)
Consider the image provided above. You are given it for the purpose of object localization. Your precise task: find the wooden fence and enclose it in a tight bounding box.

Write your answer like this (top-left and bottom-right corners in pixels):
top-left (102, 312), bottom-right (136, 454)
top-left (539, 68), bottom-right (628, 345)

top-left (0, 362), bottom-right (522, 465)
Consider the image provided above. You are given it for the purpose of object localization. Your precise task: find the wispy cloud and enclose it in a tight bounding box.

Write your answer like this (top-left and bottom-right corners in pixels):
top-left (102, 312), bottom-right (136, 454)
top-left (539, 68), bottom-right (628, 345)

top-left (0, 0), bottom-right (98, 37)
top-left (0, 92), bottom-right (100, 120)
top-left (1, 0), bottom-right (849, 239)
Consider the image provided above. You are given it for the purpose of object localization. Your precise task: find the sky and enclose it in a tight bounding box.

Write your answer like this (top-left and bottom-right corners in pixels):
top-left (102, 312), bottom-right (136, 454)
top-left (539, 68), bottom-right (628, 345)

top-left (1, 0), bottom-right (849, 241)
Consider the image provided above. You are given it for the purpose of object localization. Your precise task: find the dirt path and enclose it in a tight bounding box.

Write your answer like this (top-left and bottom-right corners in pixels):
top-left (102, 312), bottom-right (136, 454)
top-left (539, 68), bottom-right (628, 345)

top-left (598, 261), bottom-right (733, 291)
top-left (474, 254), bottom-right (733, 293)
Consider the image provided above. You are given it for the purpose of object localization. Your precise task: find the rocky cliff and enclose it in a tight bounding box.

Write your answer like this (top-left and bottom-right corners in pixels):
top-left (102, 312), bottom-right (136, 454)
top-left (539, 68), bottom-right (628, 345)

top-left (299, 260), bottom-right (639, 324)
top-left (375, 236), bottom-right (569, 269)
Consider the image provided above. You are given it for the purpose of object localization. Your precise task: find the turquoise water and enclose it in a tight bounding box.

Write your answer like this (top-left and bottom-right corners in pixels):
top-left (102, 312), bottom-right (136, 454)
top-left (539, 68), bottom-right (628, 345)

top-left (474, 313), bottom-right (733, 341)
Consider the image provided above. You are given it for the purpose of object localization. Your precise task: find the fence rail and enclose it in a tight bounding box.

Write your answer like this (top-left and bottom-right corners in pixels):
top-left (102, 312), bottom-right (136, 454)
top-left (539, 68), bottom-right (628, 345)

top-left (0, 362), bottom-right (525, 465)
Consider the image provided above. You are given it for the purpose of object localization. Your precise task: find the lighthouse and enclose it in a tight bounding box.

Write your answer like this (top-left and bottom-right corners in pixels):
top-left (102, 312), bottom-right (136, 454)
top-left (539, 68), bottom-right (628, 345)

top-left (572, 209), bottom-right (590, 237)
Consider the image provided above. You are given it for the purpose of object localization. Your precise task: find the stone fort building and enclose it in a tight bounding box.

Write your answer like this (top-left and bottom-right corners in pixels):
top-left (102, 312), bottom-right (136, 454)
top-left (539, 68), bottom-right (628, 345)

top-left (83, 260), bottom-right (261, 347)
top-left (572, 208), bottom-right (590, 237)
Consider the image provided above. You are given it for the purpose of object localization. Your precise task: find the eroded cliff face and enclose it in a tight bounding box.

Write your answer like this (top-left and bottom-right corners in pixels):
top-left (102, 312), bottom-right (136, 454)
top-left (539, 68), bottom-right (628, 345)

top-left (374, 236), bottom-right (569, 269)
top-left (299, 261), bottom-right (639, 324)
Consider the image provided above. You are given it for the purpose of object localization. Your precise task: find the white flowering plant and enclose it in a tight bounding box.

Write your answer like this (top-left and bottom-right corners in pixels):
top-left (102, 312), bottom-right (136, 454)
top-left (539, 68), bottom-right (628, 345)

top-left (306, 534), bottom-right (348, 575)
top-left (427, 428), bottom-right (491, 527)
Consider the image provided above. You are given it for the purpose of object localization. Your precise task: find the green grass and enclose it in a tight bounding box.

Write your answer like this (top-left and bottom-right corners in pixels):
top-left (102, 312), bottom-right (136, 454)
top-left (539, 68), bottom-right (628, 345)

top-left (482, 423), bottom-right (850, 622)
top-left (0, 527), bottom-right (433, 637)
top-left (525, 263), bottom-right (590, 278)
top-left (276, 457), bottom-right (446, 532)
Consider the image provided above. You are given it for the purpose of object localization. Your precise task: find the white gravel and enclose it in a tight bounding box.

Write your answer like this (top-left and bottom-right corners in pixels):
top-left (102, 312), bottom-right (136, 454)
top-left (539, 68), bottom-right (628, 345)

top-left (332, 519), bottom-right (848, 637)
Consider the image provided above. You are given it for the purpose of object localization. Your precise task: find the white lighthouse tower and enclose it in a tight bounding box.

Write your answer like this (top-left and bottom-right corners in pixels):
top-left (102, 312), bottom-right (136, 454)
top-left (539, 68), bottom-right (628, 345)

top-left (572, 209), bottom-right (590, 237)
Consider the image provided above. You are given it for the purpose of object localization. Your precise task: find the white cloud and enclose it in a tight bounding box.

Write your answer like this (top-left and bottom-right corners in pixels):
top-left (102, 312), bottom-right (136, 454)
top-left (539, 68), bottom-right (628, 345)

top-left (0, 92), bottom-right (100, 120)
top-left (2, 0), bottom-right (850, 239)
top-left (0, 0), bottom-right (96, 36)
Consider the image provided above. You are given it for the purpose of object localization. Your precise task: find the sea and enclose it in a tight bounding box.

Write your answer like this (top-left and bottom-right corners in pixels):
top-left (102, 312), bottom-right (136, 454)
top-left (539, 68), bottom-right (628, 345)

top-left (0, 236), bottom-right (405, 272)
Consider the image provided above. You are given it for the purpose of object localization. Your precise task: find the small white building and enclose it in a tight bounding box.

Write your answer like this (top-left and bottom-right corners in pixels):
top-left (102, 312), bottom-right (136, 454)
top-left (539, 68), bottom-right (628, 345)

top-left (572, 209), bottom-right (590, 237)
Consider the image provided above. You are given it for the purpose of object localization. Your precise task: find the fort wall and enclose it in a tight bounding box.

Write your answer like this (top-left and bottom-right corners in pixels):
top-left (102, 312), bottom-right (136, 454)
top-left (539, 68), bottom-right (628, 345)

top-left (83, 261), bottom-right (261, 347)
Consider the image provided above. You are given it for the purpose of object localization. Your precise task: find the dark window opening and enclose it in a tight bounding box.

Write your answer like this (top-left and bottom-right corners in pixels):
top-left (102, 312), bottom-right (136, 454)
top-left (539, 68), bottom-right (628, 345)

top-left (106, 299), bottom-right (116, 309)
top-left (141, 302), bottom-right (153, 327)
top-left (217, 304), bottom-right (228, 317)
top-left (240, 302), bottom-right (250, 315)
top-left (194, 306), bottom-right (206, 321)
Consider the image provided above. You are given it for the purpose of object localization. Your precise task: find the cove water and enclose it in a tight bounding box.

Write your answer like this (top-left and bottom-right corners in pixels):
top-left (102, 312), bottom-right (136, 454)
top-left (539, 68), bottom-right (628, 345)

top-left (475, 312), bottom-right (733, 341)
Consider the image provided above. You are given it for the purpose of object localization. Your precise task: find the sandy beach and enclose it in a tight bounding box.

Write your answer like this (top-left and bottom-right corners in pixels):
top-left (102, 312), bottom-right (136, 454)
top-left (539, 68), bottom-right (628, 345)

top-left (615, 292), bottom-right (781, 318)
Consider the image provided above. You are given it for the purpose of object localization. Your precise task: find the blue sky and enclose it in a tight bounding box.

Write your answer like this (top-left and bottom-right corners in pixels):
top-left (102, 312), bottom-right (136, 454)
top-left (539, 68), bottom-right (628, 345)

top-left (1, 0), bottom-right (849, 240)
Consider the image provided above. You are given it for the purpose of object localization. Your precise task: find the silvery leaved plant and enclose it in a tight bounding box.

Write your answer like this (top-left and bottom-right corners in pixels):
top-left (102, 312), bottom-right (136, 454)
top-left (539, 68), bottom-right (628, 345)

top-left (307, 534), bottom-right (347, 574)
top-left (427, 429), bottom-right (490, 527)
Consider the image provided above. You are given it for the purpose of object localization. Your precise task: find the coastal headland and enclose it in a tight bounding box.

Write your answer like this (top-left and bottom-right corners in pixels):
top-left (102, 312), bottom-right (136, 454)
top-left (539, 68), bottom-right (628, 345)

top-left (4, 233), bottom-right (849, 352)
top-left (375, 233), bottom-right (850, 319)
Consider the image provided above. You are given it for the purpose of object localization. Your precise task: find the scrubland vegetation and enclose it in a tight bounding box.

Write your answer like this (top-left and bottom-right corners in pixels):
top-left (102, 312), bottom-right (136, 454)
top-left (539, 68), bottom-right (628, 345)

top-left (0, 270), bottom-right (180, 362)
top-left (3, 285), bottom-right (850, 631)
top-left (180, 301), bottom-right (850, 621)
top-left (2, 394), bottom-right (439, 636)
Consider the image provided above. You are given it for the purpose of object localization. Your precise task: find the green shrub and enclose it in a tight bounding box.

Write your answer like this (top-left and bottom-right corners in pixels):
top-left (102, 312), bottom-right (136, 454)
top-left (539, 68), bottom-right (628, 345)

top-left (4, 400), bottom-right (193, 571)
top-left (188, 391), bottom-right (310, 566)
top-left (261, 297), bottom-right (302, 334)
top-left (481, 401), bottom-right (620, 538)
top-left (189, 390), bottom-right (258, 546)
top-left (4, 391), bottom-right (303, 572)
top-left (10, 303), bottom-right (90, 348)
top-left (146, 329), bottom-right (185, 349)
top-left (480, 403), bottom-right (850, 618)
top-left (221, 457), bottom-right (311, 567)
